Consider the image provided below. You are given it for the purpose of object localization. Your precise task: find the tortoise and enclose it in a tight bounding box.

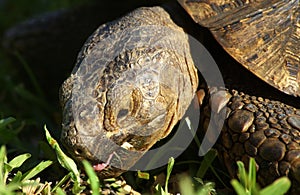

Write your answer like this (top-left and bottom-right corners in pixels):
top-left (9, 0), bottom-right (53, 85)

top-left (3, 0), bottom-right (300, 193)
top-left (59, 0), bottom-right (300, 191)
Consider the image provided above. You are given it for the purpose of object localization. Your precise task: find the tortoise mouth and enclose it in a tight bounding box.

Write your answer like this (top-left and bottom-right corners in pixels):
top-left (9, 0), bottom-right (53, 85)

top-left (92, 153), bottom-right (114, 172)
top-left (73, 149), bottom-right (122, 175)
top-left (68, 150), bottom-right (117, 177)
top-left (88, 154), bottom-right (126, 179)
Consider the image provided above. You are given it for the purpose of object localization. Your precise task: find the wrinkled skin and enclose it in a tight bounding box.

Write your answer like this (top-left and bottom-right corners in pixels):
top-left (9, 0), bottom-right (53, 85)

top-left (60, 6), bottom-right (198, 178)
top-left (2, 0), bottom-right (300, 193)
top-left (60, 4), bottom-right (300, 193)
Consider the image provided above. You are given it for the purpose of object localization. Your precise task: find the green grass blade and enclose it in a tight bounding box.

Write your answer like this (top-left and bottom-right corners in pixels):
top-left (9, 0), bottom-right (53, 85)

top-left (155, 184), bottom-right (167, 195)
top-left (196, 149), bottom-right (217, 178)
top-left (21, 160), bottom-right (52, 181)
top-left (15, 52), bottom-right (44, 99)
top-left (44, 126), bottom-right (84, 194)
top-left (0, 182), bottom-right (20, 194)
top-left (195, 149), bottom-right (229, 189)
top-left (82, 160), bottom-right (100, 195)
top-left (165, 157), bottom-right (175, 194)
top-left (236, 161), bottom-right (247, 188)
top-left (11, 171), bottom-right (23, 183)
top-left (248, 158), bottom-right (257, 193)
top-left (51, 173), bottom-right (71, 193)
top-left (231, 179), bottom-right (249, 195)
top-left (0, 146), bottom-right (7, 185)
top-left (0, 117), bottom-right (16, 129)
top-left (55, 187), bottom-right (67, 195)
top-left (44, 126), bottom-right (80, 181)
top-left (260, 177), bottom-right (291, 195)
top-left (8, 153), bottom-right (31, 171)
top-left (14, 85), bottom-right (53, 113)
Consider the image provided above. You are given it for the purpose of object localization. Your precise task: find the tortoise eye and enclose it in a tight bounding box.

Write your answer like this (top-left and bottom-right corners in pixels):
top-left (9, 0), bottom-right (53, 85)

top-left (117, 109), bottom-right (129, 119)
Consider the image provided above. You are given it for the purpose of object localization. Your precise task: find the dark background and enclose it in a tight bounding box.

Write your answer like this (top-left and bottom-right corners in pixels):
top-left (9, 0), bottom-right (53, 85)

top-left (0, 0), bottom-right (170, 152)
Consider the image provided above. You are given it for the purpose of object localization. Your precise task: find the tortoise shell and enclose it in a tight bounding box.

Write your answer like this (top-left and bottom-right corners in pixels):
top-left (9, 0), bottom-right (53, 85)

top-left (59, 0), bottom-right (300, 191)
top-left (179, 0), bottom-right (300, 96)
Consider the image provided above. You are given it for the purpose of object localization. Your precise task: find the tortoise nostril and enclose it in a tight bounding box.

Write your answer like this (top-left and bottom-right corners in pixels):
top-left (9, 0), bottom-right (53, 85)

top-left (75, 148), bottom-right (83, 155)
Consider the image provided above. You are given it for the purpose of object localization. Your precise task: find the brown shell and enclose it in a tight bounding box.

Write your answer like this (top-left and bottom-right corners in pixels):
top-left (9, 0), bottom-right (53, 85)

top-left (179, 0), bottom-right (300, 96)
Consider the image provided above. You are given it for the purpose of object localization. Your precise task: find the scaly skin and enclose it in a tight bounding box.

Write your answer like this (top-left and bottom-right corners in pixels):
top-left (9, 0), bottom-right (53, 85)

top-left (202, 88), bottom-right (300, 193)
top-left (60, 6), bottom-right (300, 193)
top-left (60, 6), bottom-right (198, 178)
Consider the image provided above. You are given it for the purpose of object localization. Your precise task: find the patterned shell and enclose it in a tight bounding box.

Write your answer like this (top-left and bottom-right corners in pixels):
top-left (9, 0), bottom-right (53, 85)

top-left (179, 0), bottom-right (300, 96)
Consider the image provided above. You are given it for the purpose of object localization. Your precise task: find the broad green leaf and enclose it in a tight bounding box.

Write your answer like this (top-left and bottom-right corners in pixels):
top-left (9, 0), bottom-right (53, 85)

top-left (8, 153), bottom-right (31, 171)
top-left (44, 126), bottom-right (79, 179)
top-left (44, 126), bottom-right (84, 194)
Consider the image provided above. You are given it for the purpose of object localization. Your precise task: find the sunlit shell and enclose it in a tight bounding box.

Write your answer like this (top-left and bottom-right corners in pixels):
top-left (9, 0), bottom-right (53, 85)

top-left (179, 0), bottom-right (300, 96)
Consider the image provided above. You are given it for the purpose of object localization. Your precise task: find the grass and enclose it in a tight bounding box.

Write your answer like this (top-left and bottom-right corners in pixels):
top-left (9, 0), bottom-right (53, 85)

top-left (0, 116), bottom-right (292, 194)
top-left (231, 159), bottom-right (290, 195)
top-left (0, 0), bottom-right (293, 194)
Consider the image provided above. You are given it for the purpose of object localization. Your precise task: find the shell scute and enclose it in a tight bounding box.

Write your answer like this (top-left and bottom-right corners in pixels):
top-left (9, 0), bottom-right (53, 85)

top-left (180, 0), bottom-right (300, 96)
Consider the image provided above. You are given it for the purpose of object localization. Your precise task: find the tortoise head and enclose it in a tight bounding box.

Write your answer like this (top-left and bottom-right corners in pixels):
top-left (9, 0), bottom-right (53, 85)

top-left (60, 6), bottom-right (198, 178)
